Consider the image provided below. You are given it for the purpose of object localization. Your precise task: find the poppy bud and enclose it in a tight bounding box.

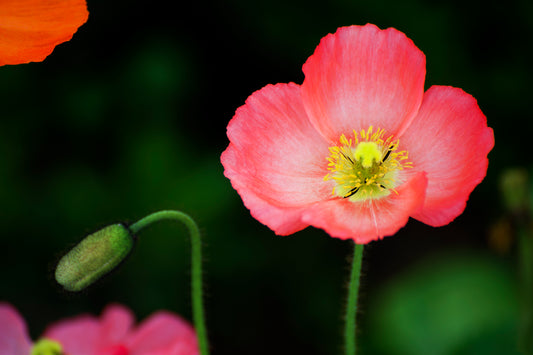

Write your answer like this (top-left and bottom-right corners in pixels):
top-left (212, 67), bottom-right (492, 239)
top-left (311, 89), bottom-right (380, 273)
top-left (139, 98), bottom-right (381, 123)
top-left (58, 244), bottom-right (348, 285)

top-left (500, 168), bottom-right (529, 217)
top-left (55, 223), bottom-right (134, 292)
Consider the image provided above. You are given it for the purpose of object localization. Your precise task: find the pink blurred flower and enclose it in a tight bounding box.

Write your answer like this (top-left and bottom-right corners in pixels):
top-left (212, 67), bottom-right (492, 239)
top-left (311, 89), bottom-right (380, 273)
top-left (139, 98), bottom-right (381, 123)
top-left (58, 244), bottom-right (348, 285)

top-left (0, 302), bottom-right (199, 355)
top-left (221, 24), bottom-right (494, 243)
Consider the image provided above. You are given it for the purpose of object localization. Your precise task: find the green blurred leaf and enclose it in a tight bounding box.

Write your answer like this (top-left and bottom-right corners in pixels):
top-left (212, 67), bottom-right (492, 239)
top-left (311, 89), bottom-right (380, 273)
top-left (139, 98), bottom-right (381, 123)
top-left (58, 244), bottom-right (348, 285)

top-left (367, 252), bottom-right (518, 355)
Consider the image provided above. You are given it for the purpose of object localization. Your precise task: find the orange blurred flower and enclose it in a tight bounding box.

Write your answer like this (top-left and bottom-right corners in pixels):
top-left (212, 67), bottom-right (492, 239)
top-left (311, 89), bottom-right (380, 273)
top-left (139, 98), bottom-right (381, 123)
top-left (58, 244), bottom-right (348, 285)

top-left (0, 0), bottom-right (88, 66)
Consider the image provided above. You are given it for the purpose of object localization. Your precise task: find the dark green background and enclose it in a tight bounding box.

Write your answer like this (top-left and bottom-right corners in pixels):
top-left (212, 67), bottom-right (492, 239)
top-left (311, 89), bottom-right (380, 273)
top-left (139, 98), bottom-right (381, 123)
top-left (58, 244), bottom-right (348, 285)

top-left (0, 0), bottom-right (529, 354)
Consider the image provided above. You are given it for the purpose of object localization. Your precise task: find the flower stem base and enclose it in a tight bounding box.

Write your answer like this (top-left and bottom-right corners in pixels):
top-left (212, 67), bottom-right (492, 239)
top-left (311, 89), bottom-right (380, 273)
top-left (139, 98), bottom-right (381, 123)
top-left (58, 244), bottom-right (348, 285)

top-left (344, 242), bottom-right (364, 355)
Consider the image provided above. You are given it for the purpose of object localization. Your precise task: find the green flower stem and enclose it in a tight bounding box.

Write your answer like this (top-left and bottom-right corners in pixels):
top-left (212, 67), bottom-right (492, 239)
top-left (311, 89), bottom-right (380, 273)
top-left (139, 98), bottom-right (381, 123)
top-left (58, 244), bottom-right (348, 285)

top-left (519, 228), bottom-right (533, 354)
top-left (499, 169), bottom-right (533, 354)
top-left (129, 210), bottom-right (209, 355)
top-left (344, 242), bottom-right (364, 355)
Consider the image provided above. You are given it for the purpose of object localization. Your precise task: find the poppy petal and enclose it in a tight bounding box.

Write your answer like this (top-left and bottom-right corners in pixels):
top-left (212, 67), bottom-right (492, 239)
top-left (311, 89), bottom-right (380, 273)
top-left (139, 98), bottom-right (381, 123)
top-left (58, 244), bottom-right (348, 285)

top-left (400, 85), bottom-right (494, 226)
top-left (222, 83), bottom-right (332, 211)
top-left (125, 311), bottom-right (197, 353)
top-left (0, 0), bottom-right (88, 65)
top-left (301, 172), bottom-right (427, 243)
top-left (98, 304), bottom-right (135, 347)
top-left (44, 314), bottom-right (100, 355)
top-left (147, 341), bottom-right (200, 355)
top-left (223, 170), bottom-right (314, 235)
top-left (301, 24), bottom-right (426, 142)
top-left (0, 303), bottom-right (32, 355)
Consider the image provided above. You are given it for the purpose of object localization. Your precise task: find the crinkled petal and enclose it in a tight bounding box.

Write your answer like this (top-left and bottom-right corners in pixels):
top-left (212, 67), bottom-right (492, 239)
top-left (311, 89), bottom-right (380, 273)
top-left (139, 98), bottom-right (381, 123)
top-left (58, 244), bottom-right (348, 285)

top-left (98, 304), bottom-right (135, 347)
top-left (44, 305), bottom-right (134, 354)
top-left (0, 303), bottom-right (32, 355)
top-left (222, 83), bottom-right (334, 233)
top-left (301, 172), bottom-right (427, 243)
top-left (400, 86), bottom-right (494, 226)
top-left (224, 171), bottom-right (313, 235)
top-left (0, 0), bottom-right (88, 65)
top-left (44, 314), bottom-right (100, 355)
top-left (301, 24), bottom-right (426, 142)
top-left (126, 311), bottom-right (198, 354)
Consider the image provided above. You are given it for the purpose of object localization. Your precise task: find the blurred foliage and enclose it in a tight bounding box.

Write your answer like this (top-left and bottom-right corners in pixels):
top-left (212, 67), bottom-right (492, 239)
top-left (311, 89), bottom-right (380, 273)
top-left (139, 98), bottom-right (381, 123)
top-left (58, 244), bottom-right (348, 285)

top-left (365, 253), bottom-right (519, 355)
top-left (0, 0), bottom-right (531, 354)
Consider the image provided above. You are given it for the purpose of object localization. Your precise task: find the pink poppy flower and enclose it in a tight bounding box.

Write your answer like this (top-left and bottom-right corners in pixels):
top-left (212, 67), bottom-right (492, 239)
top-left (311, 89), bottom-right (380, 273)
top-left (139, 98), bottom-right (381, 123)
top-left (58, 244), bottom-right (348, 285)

top-left (221, 24), bottom-right (494, 243)
top-left (0, 302), bottom-right (199, 355)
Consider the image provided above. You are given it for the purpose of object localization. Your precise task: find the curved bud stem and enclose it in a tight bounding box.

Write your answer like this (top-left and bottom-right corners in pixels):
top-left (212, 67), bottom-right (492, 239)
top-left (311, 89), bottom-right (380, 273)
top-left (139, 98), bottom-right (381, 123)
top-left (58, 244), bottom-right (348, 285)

top-left (55, 210), bottom-right (210, 355)
top-left (128, 210), bottom-right (209, 355)
top-left (344, 242), bottom-right (364, 355)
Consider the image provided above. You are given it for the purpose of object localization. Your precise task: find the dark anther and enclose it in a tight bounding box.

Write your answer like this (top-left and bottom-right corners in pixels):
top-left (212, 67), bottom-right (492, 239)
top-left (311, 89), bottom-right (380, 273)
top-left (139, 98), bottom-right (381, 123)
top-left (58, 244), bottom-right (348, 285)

top-left (341, 152), bottom-right (354, 164)
top-left (381, 146), bottom-right (393, 163)
top-left (344, 186), bottom-right (360, 198)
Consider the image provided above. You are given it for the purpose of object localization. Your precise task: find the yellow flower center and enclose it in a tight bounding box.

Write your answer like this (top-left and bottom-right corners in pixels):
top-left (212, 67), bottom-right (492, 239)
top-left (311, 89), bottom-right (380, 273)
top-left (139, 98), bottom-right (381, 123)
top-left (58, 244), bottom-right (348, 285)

top-left (31, 338), bottom-right (64, 355)
top-left (353, 141), bottom-right (382, 168)
top-left (324, 126), bottom-right (412, 201)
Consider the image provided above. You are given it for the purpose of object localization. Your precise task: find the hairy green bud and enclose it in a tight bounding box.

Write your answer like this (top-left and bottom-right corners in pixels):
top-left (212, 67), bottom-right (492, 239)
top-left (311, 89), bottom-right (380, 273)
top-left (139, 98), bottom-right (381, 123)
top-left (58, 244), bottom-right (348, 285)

top-left (55, 223), bottom-right (134, 292)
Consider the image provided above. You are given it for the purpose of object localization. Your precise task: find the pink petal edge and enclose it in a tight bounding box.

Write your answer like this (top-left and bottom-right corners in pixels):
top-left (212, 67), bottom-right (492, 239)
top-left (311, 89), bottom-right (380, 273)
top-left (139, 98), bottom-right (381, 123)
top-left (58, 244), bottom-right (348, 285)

top-left (125, 311), bottom-right (198, 354)
top-left (44, 305), bottom-right (134, 354)
top-left (98, 304), bottom-right (135, 347)
top-left (301, 24), bottom-right (426, 143)
top-left (44, 313), bottom-right (101, 355)
top-left (0, 303), bottom-right (32, 355)
top-left (400, 85), bottom-right (494, 226)
top-left (222, 82), bottom-right (335, 234)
